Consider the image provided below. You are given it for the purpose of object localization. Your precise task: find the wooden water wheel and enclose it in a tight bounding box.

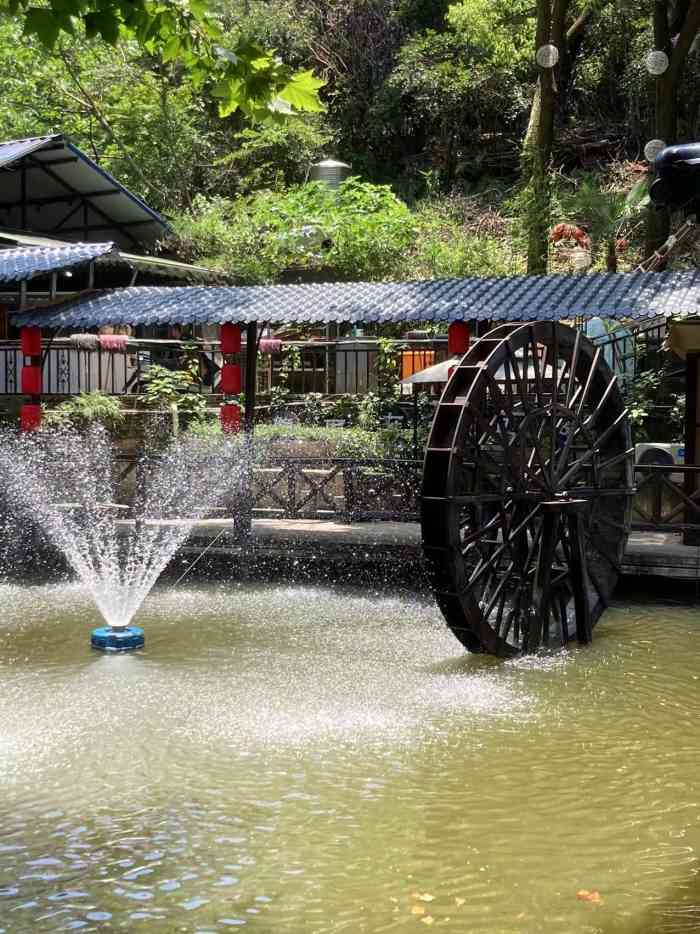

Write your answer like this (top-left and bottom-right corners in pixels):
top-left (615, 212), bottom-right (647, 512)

top-left (421, 322), bottom-right (633, 657)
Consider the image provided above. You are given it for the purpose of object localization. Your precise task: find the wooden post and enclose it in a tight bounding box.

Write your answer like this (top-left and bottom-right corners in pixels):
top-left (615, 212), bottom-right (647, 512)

top-left (526, 504), bottom-right (560, 652)
top-left (244, 322), bottom-right (258, 435)
top-left (565, 503), bottom-right (592, 644)
top-left (684, 352), bottom-right (700, 545)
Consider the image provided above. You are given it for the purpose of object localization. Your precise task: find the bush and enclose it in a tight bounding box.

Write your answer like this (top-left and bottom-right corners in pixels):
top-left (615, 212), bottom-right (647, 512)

top-left (42, 392), bottom-right (125, 432)
top-left (172, 178), bottom-right (416, 283)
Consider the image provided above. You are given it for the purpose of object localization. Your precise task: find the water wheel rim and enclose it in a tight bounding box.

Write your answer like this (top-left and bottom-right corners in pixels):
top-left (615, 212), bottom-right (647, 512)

top-left (421, 322), bottom-right (633, 657)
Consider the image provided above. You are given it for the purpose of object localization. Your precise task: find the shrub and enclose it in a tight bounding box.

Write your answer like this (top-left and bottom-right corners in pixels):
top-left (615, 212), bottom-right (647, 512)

top-left (42, 392), bottom-right (125, 432)
top-left (172, 178), bottom-right (415, 283)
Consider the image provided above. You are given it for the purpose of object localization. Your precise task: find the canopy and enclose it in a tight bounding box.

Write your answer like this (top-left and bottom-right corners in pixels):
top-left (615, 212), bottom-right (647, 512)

top-left (0, 135), bottom-right (168, 250)
top-left (11, 269), bottom-right (700, 329)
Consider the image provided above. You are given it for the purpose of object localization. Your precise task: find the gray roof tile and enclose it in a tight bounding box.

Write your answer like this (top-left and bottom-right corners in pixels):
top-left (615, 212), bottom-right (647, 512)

top-left (0, 242), bottom-right (115, 283)
top-left (11, 270), bottom-right (700, 329)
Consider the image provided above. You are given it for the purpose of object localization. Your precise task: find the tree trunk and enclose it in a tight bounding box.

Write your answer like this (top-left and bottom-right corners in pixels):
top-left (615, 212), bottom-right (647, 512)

top-left (523, 0), bottom-right (569, 274)
top-left (606, 239), bottom-right (618, 273)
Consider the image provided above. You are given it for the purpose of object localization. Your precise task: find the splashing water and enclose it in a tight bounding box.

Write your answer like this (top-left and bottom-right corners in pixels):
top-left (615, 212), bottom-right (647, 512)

top-left (0, 426), bottom-right (247, 628)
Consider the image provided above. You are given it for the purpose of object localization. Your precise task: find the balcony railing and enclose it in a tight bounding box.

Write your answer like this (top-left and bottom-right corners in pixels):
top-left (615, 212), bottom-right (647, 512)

top-left (632, 464), bottom-right (700, 532)
top-left (0, 337), bottom-right (447, 398)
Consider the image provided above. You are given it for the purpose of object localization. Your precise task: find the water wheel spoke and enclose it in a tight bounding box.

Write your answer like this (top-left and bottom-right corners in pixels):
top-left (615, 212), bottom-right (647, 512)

top-left (582, 374), bottom-right (619, 430)
top-left (481, 560), bottom-right (516, 621)
top-left (422, 321), bottom-right (631, 656)
top-left (565, 330), bottom-right (582, 408)
top-left (575, 347), bottom-right (602, 418)
top-left (559, 411), bottom-right (628, 487)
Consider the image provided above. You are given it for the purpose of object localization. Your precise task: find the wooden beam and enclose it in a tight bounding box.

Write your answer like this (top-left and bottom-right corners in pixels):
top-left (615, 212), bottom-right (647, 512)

top-left (0, 189), bottom-right (122, 210)
top-left (23, 155), bottom-right (143, 249)
top-left (244, 322), bottom-right (258, 435)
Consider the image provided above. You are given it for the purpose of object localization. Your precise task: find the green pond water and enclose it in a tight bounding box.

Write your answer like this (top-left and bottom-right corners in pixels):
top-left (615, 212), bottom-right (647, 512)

top-left (0, 582), bottom-right (698, 933)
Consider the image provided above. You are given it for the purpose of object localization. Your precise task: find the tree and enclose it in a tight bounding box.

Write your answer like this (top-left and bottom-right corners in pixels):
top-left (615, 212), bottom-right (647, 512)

top-left (521, 1), bottom-right (610, 274)
top-left (521, 0), bottom-right (569, 274)
top-left (2, 0), bottom-right (324, 120)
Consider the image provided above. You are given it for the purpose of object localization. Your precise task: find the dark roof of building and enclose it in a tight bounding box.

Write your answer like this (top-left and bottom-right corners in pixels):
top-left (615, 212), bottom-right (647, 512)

top-left (0, 230), bottom-right (224, 284)
top-left (0, 242), bottom-right (115, 284)
top-left (10, 269), bottom-right (700, 329)
top-left (0, 135), bottom-right (169, 251)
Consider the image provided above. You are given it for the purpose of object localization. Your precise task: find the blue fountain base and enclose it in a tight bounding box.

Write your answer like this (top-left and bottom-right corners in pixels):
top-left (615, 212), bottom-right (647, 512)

top-left (91, 626), bottom-right (144, 652)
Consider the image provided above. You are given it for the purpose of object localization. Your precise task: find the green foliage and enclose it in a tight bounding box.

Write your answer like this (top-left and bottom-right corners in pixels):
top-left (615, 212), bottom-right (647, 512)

top-left (299, 392), bottom-right (325, 426)
top-left (141, 362), bottom-right (207, 417)
top-left (375, 337), bottom-right (401, 397)
top-left (559, 174), bottom-right (649, 269)
top-left (626, 371), bottom-right (662, 444)
top-left (6, 0), bottom-right (324, 121)
top-left (446, 0), bottom-right (533, 70)
top-left (403, 196), bottom-right (518, 278)
top-left (219, 119), bottom-right (332, 193)
top-left (43, 391), bottom-right (125, 431)
top-left (326, 394), bottom-right (361, 425)
top-left (357, 392), bottom-right (394, 431)
top-left (670, 393), bottom-right (686, 444)
top-left (369, 27), bottom-right (527, 189)
top-left (173, 178), bottom-right (415, 282)
top-left (268, 384), bottom-right (290, 420)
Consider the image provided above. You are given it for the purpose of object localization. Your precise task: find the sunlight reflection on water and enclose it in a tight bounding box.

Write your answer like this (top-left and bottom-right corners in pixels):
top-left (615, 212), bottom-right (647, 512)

top-left (0, 583), bottom-right (698, 933)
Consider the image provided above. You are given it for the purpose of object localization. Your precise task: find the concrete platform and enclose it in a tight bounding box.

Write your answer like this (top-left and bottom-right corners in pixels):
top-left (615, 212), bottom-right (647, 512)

top-left (164, 519), bottom-right (700, 580)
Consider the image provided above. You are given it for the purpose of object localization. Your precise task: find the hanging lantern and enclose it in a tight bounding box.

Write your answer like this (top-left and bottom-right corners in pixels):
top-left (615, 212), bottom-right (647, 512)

top-left (20, 403), bottom-right (42, 432)
top-left (448, 321), bottom-right (470, 356)
top-left (21, 365), bottom-right (42, 396)
top-left (220, 323), bottom-right (242, 354)
top-left (20, 326), bottom-right (42, 357)
top-left (220, 363), bottom-right (242, 395)
top-left (220, 403), bottom-right (241, 434)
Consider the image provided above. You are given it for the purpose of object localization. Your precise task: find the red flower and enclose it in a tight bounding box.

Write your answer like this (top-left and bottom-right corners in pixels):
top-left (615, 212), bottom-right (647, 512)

top-left (550, 223), bottom-right (590, 247)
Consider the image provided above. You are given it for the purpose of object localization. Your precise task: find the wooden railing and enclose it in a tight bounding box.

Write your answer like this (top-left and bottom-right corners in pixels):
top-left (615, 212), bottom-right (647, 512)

top-left (115, 453), bottom-right (422, 524)
top-left (632, 464), bottom-right (700, 532)
top-left (248, 457), bottom-right (421, 521)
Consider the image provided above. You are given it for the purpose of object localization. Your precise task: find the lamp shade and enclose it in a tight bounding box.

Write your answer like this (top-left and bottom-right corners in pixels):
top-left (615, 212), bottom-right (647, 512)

top-left (220, 323), bottom-right (242, 354)
top-left (220, 363), bottom-right (242, 395)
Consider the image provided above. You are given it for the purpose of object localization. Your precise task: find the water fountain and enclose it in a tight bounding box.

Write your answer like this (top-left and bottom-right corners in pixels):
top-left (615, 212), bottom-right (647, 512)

top-left (0, 425), bottom-right (245, 651)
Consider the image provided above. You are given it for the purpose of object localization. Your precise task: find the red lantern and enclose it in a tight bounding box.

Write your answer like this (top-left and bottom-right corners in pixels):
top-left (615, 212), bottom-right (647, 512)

top-left (448, 321), bottom-right (470, 356)
top-left (20, 326), bottom-right (42, 357)
top-left (220, 363), bottom-right (242, 395)
top-left (20, 403), bottom-right (42, 432)
top-left (220, 403), bottom-right (241, 434)
top-left (220, 323), bottom-right (241, 354)
top-left (21, 365), bottom-right (42, 396)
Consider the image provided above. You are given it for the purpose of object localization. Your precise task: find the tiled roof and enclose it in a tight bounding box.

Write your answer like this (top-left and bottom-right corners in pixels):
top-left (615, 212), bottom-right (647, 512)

top-left (11, 270), bottom-right (700, 328)
top-left (0, 242), bottom-right (115, 284)
top-left (0, 230), bottom-right (223, 283)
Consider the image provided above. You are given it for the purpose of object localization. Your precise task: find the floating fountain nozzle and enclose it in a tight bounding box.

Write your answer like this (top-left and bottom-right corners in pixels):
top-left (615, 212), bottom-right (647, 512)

top-left (91, 626), bottom-right (144, 652)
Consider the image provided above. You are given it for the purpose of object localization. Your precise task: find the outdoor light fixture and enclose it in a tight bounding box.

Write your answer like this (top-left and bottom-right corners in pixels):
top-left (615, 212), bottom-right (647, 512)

top-left (645, 49), bottom-right (669, 75)
top-left (645, 139), bottom-right (667, 162)
top-left (536, 44), bottom-right (559, 68)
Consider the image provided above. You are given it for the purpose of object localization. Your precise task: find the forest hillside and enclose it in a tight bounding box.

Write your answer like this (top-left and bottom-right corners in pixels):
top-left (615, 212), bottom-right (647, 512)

top-left (3, 1), bottom-right (700, 283)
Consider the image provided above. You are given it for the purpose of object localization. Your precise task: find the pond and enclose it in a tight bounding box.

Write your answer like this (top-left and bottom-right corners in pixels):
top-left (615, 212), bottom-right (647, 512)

top-left (0, 582), bottom-right (698, 933)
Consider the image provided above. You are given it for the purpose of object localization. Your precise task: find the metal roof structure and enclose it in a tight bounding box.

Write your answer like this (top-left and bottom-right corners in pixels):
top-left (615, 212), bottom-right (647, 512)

top-left (0, 242), bottom-right (115, 284)
top-left (0, 230), bottom-right (223, 284)
top-left (10, 269), bottom-right (700, 329)
top-left (0, 135), bottom-right (169, 251)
